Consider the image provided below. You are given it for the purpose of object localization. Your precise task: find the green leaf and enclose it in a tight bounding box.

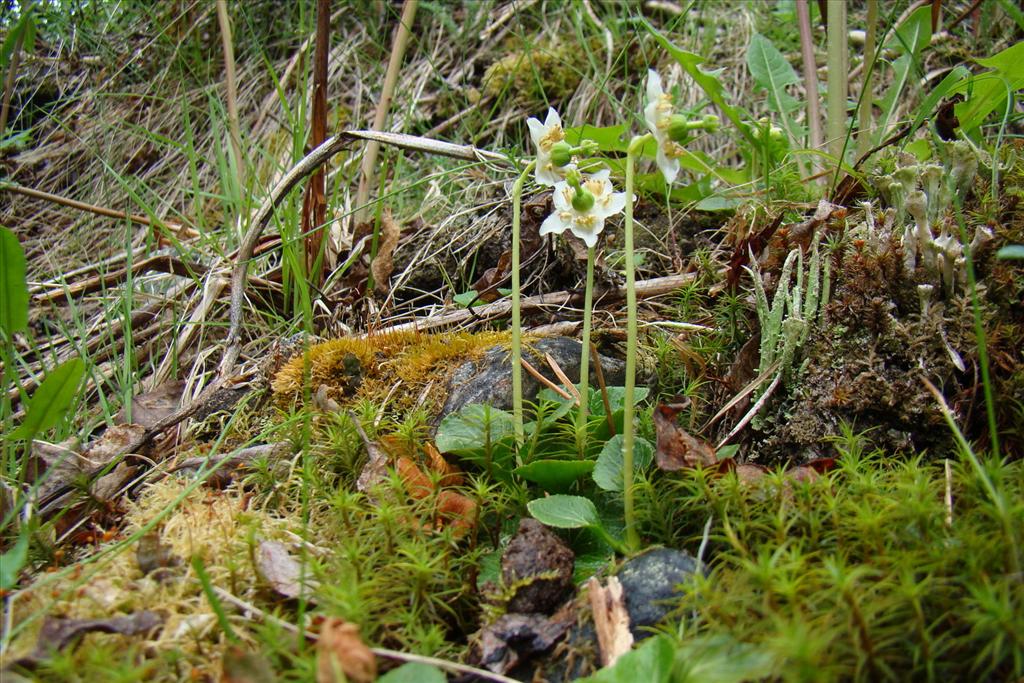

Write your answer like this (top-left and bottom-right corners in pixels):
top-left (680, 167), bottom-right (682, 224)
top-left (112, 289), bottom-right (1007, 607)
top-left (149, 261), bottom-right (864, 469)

top-left (640, 18), bottom-right (756, 147)
top-left (528, 494), bottom-right (601, 529)
top-left (435, 404), bottom-right (516, 455)
top-left (10, 358), bottom-right (86, 440)
top-left (591, 386), bottom-right (650, 415)
top-left (905, 65), bottom-right (971, 137)
top-left (515, 459), bottom-right (595, 492)
top-left (593, 435), bottom-right (654, 492)
top-left (674, 634), bottom-right (777, 682)
top-left (0, 528), bottom-right (30, 591)
top-left (996, 245), bottom-right (1024, 260)
top-left (565, 124), bottom-right (630, 153)
top-left (377, 663), bottom-right (447, 683)
top-left (0, 226), bottom-right (29, 335)
top-left (578, 635), bottom-right (675, 683)
top-left (876, 6), bottom-right (932, 143)
top-left (746, 33), bottom-right (804, 147)
top-left (952, 42), bottom-right (1024, 132)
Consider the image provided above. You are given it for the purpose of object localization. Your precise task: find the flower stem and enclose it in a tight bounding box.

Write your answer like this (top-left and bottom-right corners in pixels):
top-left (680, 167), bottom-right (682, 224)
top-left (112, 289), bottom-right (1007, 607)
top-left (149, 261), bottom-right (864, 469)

top-left (511, 161), bottom-right (536, 447)
top-left (621, 135), bottom-right (649, 553)
top-left (576, 246), bottom-right (596, 457)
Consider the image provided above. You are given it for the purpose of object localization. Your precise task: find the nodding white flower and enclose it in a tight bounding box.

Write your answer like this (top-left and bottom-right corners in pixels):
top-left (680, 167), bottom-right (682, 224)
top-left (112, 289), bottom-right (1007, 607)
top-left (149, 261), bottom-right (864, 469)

top-left (643, 70), bottom-right (681, 184)
top-left (527, 108), bottom-right (575, 186)
top-left (540, 169), bottom-right (627, 248)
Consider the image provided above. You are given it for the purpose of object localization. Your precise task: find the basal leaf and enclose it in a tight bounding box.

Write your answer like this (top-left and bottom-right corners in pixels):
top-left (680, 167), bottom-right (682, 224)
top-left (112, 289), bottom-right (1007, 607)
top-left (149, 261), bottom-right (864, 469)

top-left (593, 435), bottom-right (654, 492)
top-left (746, 33), bottom-right (805, 148)
top-left (10, 358), bottom-right (86, 440)
top-left (435, 404), bottom-right (516, 455)
top-left (0, 226), bottom-right (29, 335)
top-left (953, 41), bottom-right (1024, 132)
top-left (377, 663), bottom-right (446, 683)
top-left (527, 494), bottom-right (600, 529)
top-left (577, 634), bottom-right (675, 683)
top-left (515, 459), bottom-right (595, 492)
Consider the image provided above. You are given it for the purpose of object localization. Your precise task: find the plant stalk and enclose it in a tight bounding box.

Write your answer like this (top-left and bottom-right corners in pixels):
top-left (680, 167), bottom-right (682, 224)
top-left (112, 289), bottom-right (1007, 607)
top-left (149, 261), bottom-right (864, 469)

top-left (576, 246), bottom-right (596, 456)
top-left (826, 0), bottom-right (848, 162)
top-left (510, 161), bottom-right (536, 447)
top-left (621, 136), bottom-right (649, 553)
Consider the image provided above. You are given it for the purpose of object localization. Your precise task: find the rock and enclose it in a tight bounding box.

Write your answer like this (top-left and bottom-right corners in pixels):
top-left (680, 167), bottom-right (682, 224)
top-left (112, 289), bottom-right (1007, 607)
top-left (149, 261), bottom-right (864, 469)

top-left (616, 548), bottom-right (699, 639)
top-left (502, 519), bottom-right (575, 615)
top-left (439, 336), bottom-right (625, 418)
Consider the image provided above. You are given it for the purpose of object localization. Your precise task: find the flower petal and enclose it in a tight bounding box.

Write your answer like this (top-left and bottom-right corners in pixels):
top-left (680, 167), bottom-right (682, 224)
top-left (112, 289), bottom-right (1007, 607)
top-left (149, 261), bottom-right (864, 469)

top-left (646, 70), bottom-right (663, 106)
top-left (655, 147), bottom-right (680, 185)
top-left (570, 221), bottom-right (601, 248)
top-left (539, 212), bottom-right (569, 237)
top-left (544, 108), bottom-right (562, 129)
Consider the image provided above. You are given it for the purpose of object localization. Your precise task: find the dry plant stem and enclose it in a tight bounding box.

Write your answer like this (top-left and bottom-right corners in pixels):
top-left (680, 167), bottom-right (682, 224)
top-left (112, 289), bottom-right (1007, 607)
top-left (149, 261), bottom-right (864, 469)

top-left (302, 0), bottom-right (330, 281)
top-left (1, 183), bottom-right (190, 236)
top-left (858, 0), bottom-right (878, 158)
top-left (215, 0), bottom-right (244, 186)
top-left (826, 0), bottom-right (848, 161)
top-left (621, 137), bottom-right (648, 553)
top-left (796, 0), bottom-right (822, 172)
top-left (510, 161), bottom-right (536, 445)
top-left (576, 246), bottom-right (596, 456)
top-left (591, 342), bottom-right (615, 437)
top-left (353, 0), bottom-right (419, 226)
top-left (219, 130), bottom-right (505, 377)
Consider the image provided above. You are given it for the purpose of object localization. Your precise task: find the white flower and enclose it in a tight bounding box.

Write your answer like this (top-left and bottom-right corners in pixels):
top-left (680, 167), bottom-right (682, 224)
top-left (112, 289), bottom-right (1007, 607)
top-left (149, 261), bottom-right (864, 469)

top-left (643, 70), bottom-right (680, 184)
top-left (527, 108), bottom-right (574, 186)
top-left (539, 170), bottom-right (627, 248)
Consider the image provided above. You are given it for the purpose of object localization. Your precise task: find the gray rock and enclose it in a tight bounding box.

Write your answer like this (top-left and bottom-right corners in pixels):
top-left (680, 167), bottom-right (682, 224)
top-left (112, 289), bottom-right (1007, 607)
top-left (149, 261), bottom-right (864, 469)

top-left (616, 547), bottom-right (699, 639)
top-left (439, 336), bottom-right (625, 419)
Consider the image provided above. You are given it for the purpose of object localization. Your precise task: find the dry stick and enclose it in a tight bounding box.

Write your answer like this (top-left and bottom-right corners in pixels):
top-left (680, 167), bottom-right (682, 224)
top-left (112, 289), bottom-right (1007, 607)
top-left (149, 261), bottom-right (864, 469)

top-left (0, 183), bottom-right (192, 236)
top-left (590, 342), bottom-right (616, 437)
top-left (218, 129), bottom-right (506, 377)
top-left (216, 0), bottom-right (244, 187)
top-left (796, 0), bottom-right (822, 166)
top-left (520, 357), bottom-right (573, 401)
top-left (32, 254), bottom-right (209, 304)
top-left (353, 0), bottom-right (419, 226)
top-left (375, 273), bottom-right (698, 337)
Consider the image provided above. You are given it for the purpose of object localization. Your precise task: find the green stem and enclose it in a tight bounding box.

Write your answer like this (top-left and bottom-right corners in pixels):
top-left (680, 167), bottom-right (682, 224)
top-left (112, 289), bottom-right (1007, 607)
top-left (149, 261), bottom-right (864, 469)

top-left (576, 246), bottom-right (595, 457)
top-left (621, 135), bottom-right (649, 553)
top-left (511, 161), bottom-right (536, 447)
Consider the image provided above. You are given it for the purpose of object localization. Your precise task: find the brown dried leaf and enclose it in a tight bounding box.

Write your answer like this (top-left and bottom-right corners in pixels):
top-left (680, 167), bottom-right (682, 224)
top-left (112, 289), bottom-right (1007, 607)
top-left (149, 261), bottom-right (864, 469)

top-left (137, 530), bottom-right (181, 582)
top-left (587, 576), bottom-right (633, 667)
top-left (117, 380), bottom-right (184, 428)
top-left (424, 442), bottom-right (463, 487)
top-left (435, 490), bottom-right (476, 539)
top-left (90, 461), bottom-right (137, 504)
top-left (653, 402), bottom-right (717, 471)
top-left (82, 424), bottom-right (147, 466)
top-left (221, 646), bottom-right (277, 683)
top-left (256, 540), bottom-right (316, 600)
top-left (15, 611), bottom-right (163, 668)
top-left (471, 250), bottom-right (513, 303)
top-left (316, 618), bottom-right (377, 683)
top-left (370, 209), bottom-right (401, 295)
top-left (396, 457), bottom-right (433, 499)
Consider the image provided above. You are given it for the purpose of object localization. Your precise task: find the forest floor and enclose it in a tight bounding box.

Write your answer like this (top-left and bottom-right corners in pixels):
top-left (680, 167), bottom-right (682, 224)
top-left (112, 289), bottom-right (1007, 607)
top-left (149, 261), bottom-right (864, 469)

top-left (1, 2), bottom-right (1022, 681)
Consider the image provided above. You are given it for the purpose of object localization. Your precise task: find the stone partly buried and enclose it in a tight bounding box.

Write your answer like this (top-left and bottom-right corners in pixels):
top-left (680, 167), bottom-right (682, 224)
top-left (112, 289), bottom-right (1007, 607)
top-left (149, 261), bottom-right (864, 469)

top-left (471, 518), bottom-right (701, 679)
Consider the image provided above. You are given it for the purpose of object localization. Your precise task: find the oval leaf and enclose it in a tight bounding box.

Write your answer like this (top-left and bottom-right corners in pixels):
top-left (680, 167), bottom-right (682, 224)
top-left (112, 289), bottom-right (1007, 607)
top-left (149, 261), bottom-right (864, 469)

top-left (435, 404), bottom-right (516, 455)
top-left (528, 494), bottom-right (600, 529)
top-left (593, 435), bottom-right (654, 492)
top-left (10, 358), bottom-right (86, 440)
top-left (515, 459), bottom-right (595, 492)
top-left (0, 226), bottom-right (29, 335)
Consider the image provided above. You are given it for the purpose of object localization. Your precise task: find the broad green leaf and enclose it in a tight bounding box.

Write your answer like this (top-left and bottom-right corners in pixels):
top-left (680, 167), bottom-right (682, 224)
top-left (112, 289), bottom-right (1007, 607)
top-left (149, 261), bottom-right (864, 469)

top-left (641, 18), bottom-right (756, 147)
top-left (0, 528), bottom-right (30, 591)
top-left (996, 245), bottom-right (1024, 260)
top-left (515, 459), bottom-right (595, 492)
top-left (10, 358), bottom-right (86, 440)
top-left (746, 33), bottom-right (805, 148)
top-left (593, 435), bottom-right (654, 492)
top-left (953, 42), bottom-right (1024, 132)
top-left (0, 226), bottom-right (29, 335)
top-left (435, 404), bottom-right (516, 455)
top-left (674, 633), bottom-right (777, 682)
top-left (905, 65), bottom-right (970, 137)
top-left (528, 494), bottom-right (600, 529)
top-left (590, 386), bottom-right (650, 415)
top-left (876, 6), bottom-right (932, 142)
top-left (565, 124), bottom-right (630, 153)
top-left (578, 635), bottom-right (675, 683)
top-left (377, 663), bottom-right (446, 683)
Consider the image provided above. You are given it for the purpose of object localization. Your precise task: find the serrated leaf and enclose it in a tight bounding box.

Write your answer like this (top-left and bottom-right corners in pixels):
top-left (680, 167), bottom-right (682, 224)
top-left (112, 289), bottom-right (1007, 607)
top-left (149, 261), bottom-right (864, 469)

top-left (528, 494), bottom-right (600, 529)
top-left (435, 404), bottom-right (516, 455)
top-left (10, 358), bottom-right (86, 440)
top-left (593, 435), bottom-right (654, 492)
top-left (0, 226), bottom-right (29, 335)
top-left (515, 459), bottom-right (595, 492)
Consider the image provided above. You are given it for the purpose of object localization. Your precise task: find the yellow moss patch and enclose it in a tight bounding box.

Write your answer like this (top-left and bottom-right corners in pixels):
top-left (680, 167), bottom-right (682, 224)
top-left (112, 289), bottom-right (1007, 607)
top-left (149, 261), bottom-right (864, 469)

top-left (271, 330), bottom-right (513, 414)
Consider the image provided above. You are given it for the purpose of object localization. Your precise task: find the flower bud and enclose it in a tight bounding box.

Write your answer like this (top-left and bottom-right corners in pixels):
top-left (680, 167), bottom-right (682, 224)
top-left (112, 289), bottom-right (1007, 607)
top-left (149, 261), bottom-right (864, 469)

top-left (667, 114), bottom-right (692, 143)
top-left (702, 114), bottom-right (720, 132)
top-left (549, 141), bottom-right (573, 168)
top-left (565, 168), bottom-right (583, 189)
top-left (571, 188), bottom-right (595, 212)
